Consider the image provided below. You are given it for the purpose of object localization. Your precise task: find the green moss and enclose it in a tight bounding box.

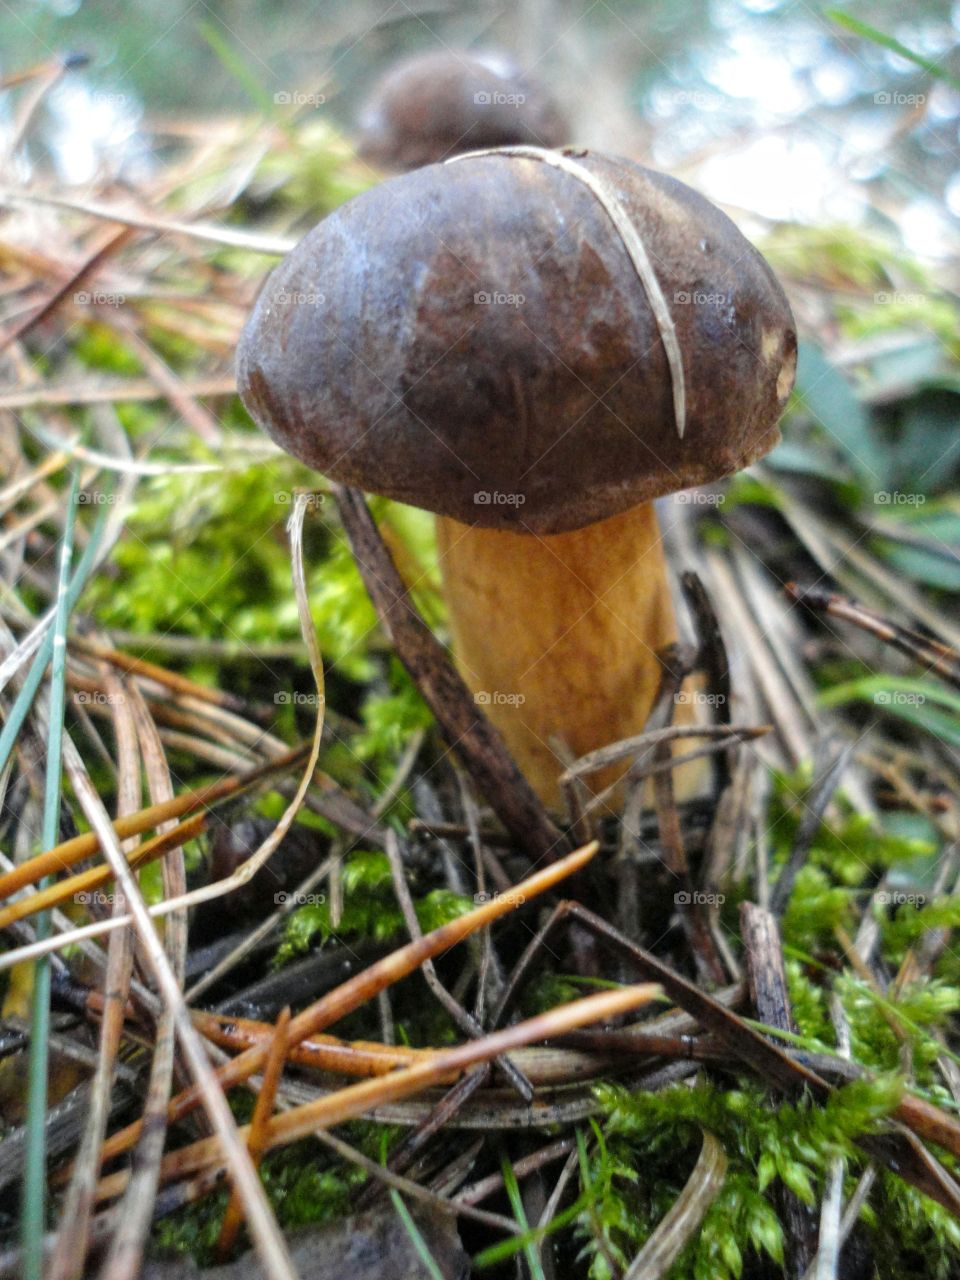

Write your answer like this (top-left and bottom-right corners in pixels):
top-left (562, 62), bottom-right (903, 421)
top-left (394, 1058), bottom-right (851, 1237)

top-left (275, 848), bottom-right (472, 966)
top-left (585, 1074), bottom-right (903, 1280)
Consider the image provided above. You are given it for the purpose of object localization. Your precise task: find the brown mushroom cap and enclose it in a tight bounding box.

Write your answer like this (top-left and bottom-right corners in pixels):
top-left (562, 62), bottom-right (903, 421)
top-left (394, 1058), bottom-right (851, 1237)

top-left (356, 50), bottom-right (568, 171)
top-left (238, 149), bottom-right (797, 535)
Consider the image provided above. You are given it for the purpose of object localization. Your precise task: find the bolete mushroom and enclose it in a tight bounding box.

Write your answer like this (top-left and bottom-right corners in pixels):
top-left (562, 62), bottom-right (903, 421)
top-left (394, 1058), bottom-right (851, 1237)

top-left (356, 50), bottom-right (568, 171)
top-left (238, 148), bottom-right (796, 808)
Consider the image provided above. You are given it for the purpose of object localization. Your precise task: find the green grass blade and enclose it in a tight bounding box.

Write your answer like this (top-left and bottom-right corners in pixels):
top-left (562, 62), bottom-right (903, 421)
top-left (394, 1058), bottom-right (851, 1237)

top-left (21, 473), bottom-right (80, 1280)
top-left (501, 1155), bottom-right (548, 1280)
top-left (198, 20), bottom-right (283, 122)
top-left (388, 1191), bottom-right (447, 1280)
top-left (826, 10), bottom-right (960, 90)
top-left (0, 485), bottom-right (112, 778)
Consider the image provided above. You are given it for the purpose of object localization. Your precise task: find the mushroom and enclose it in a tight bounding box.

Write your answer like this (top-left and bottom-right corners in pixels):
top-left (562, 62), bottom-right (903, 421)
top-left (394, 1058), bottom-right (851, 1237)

top-left (238, 149), bottom-right (796, 808)
top-left (356, 50), bottom-right (568, 171)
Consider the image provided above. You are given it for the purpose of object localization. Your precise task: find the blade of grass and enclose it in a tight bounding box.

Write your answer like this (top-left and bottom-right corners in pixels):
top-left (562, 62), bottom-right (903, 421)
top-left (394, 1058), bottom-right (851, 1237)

top-left (21, 470), bottom-right (79, 1280)
top-left (826, 10), bottom-right (960, 90)
top-left (388, 1192), bottom-right (447, 1280)
top-left (198, 20), bottom-right (284, 125)
top-left (0, 485), bottom-right (111, 731)
top-left (502, 1155), bottom-right (547, 1280)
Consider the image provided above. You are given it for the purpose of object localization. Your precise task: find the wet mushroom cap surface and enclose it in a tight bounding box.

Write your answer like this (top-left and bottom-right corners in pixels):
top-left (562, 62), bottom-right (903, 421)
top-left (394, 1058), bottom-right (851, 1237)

top-left (238, 150), bottom-right (797, 534)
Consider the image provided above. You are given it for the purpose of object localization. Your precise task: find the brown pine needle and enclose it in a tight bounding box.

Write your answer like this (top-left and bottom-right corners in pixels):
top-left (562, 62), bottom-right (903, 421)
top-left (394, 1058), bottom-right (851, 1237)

top-left (93, 841), bottom-right (600, 1169)
top-left (193, 1011), bottom-right (430, 1077)
top-left (99, 983), bottom-right (661, 1199)
top-left (216, 1007), bottom-right (291, 1260)
top-left (70, 637), bottom-right (250, 714)
top-left (0, 744), bottom-right (309, 901)
top-left (0, 813), bottom-right (207, 934)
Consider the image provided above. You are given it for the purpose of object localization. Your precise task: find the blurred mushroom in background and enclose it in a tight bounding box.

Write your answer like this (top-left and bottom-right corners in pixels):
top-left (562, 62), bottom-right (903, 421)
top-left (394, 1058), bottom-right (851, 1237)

top-left (356, 48), bottom-right (569, 170)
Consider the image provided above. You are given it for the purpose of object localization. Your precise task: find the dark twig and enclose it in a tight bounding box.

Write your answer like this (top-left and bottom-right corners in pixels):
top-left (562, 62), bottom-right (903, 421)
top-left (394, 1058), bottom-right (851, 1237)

top-left (787, 583), bottom-right (960, 691)
top-left (332, 485), bottom-right (565, 861)
top-left (741, 903), bottom-right (817, 1278)
top-left (681, 571), bottom-right (733, 793)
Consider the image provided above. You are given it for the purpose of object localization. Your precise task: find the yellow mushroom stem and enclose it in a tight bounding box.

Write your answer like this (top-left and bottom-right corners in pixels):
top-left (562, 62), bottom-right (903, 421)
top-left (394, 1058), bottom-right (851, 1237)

top-left (436, 501), bottom-right (690, 809)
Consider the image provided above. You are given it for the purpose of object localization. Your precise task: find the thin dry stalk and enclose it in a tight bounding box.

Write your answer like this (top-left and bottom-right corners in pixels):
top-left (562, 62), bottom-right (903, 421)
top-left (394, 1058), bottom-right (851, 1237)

top-left (217, 1007), bottom-right (292, 1259)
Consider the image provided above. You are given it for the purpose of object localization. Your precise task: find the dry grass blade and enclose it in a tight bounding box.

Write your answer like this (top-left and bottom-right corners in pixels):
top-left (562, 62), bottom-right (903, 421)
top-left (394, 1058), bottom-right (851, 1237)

top-left (58, 730), bottom-right (300, 1280)
top-left (0, 226), bottom-right (135, 354)
top-left (120, 491), bottom-right (329, 920)
top-left (623, 1130), bottom-right (728, 1279)
top-left (0, 744), bottom-right (309, 904)
top-left (71, 637), bottom-right (250, 713)
top-left (0, 812), bottom-right (207, 940)
top-left (559, 723), bottom-right (769, 783)
top-left (47, 894), bottom-right (134, 1280)
top-left (98, 688), bottom-right (186, 1280)
top-left (16, 424), bottom-right (224, 476)
top-left (0, 374), bottom-right (237, 411)
top-left (47, 678), bottom-right (138, 1280)
top-left (0, 187), bottom-right (296, 254)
